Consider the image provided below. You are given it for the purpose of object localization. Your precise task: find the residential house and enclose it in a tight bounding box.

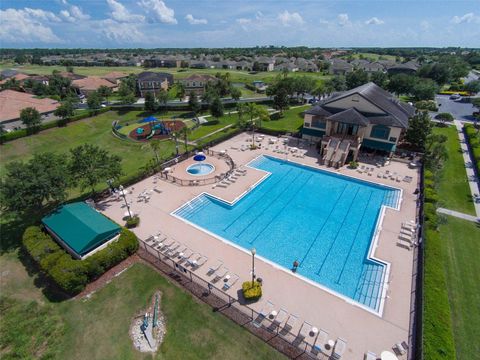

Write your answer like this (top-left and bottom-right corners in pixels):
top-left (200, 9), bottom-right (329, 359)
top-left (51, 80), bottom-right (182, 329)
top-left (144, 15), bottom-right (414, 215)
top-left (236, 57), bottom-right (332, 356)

top-left (275, 62), bottom-right (299, 72)
top-left (254, 57), bottom-right (275, 71)
top-left (386, 61), bottom-right (419, 75)
top-left (136, 71), bottom-right (174, 97)
top-left (0, 89), bottom-right (60, 124)
top-left (102, 72), bottom-right (129, 85)
top-left (361, 62), bottom-right (386, 73)
top-left (302, 82), bottom-right (414, 167)
top-left (180, 74), bottom-right (217, 96)
top-left (72, 76), bottom-right (117, 96)
top-left (330, 59), bottom-right (353, 75)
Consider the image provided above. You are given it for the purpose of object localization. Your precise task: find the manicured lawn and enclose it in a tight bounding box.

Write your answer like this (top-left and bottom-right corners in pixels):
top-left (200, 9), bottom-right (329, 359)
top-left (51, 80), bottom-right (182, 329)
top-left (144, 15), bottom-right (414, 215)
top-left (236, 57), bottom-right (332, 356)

top-left (189, 113), bottom-right (239, 141)
top-left (438, 216), bottom-right (480, 360)
top-left (0, 110), bottom-right (178, 181)
top-left (261, 105), bottom-right (310, 132)
top-left (0, 253), bottom-right (284, 360)
top-left (0, 63), bottom-right (332, 85)
top-left (432, 126), bottom-right (475, 215)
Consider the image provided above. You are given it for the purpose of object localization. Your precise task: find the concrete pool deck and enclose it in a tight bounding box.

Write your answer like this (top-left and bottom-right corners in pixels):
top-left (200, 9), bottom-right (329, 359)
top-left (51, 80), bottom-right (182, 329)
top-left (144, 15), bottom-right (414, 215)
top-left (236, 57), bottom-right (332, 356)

top-left (99, 132), bottom-right (419, 359)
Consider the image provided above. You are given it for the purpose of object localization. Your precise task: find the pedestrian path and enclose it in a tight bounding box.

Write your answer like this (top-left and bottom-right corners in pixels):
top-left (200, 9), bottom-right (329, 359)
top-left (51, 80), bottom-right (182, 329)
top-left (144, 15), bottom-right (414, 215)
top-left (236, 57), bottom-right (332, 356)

top-left (437, 207), bottom-right (479, 223)
top-left (454, 120), bottom-right (480, 217)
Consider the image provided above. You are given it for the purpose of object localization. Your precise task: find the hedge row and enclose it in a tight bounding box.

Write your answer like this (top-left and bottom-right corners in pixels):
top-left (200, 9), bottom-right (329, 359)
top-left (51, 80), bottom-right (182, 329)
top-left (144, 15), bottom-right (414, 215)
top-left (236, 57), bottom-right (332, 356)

top-left (422, 169), bottom-right (456, 359)
top-left (464, 124), bottom-right (480, 175)
top-left (0, 107), bottom-right (111, 144)
top-left (22, 226), bottom-right (138, 294)
top-left (415, 100), bottom-right (438, 112)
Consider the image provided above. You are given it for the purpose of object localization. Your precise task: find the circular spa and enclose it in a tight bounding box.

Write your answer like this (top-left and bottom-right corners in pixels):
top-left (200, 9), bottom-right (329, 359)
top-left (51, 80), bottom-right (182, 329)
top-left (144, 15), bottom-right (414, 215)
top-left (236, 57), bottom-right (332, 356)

top-left (186, 163), bottom-right (215, 176)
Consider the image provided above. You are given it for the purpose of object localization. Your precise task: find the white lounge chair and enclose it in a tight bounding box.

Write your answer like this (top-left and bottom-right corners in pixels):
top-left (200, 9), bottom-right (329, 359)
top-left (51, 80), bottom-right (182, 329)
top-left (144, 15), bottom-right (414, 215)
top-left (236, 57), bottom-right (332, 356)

top-left (222, 274), bottom-right (239, 290)
top-left (178, 248), bottom-right (193, 261)
top-left (314, 328), bottom-right (329, 354)
top-left (365, 351), bottom-right (377, 360)
top-left (332, 338), bottom-right (347, 359)
top-left (212, 267), bottom-right (229, 282)
top-left (279, 314), bottom-right (298, 337)
top-left (190, 255), bottom-right (208, 270)
top-left (293, 321), bottom-right (312, 346)
top-left (252, 300), bottom-right (274, 328)
top-left (397, 238), bottom-right (412, 250)
top-left (207, 260), bottom-right (223, 276)
top-left (377, 172), bottom-right (383, 178)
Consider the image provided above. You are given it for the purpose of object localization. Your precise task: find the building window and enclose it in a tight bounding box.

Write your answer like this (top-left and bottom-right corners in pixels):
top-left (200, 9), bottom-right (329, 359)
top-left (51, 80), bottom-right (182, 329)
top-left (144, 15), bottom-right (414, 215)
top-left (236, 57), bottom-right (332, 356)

top-left (370, 125), bottom-right (391, 140)
top-left (311, 118), bottom-right (326, 129)
top-left (304, 122), bottom-right (311, 128)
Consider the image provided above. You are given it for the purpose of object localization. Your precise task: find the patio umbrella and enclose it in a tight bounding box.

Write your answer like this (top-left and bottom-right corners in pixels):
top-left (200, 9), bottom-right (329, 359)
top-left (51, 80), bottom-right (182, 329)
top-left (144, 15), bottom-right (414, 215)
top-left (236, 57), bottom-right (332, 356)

top-left (193, 154), bottom-right (206, 162)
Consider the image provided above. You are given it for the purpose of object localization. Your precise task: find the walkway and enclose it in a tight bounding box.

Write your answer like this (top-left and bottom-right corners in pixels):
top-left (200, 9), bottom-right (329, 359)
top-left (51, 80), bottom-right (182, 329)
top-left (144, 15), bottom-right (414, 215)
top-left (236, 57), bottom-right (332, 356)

top-left (454, 120), bottom-right (480, 217)
top-left (437, 207), bottom-right (479, 223)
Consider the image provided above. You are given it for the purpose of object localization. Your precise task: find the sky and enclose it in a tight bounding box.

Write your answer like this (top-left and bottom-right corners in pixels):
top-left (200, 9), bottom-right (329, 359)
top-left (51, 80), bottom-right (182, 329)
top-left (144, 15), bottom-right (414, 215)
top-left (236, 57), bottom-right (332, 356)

top-left (0, 0), bottom-right (479, 48)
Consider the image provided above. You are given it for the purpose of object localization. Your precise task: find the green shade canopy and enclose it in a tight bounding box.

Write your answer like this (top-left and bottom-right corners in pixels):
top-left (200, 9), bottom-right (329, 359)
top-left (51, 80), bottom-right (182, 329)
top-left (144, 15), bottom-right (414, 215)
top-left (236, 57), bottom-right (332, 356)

top-left (42, 202), bottom-right (121, 257)
top-left (362, 138), bottom-right (396, 152)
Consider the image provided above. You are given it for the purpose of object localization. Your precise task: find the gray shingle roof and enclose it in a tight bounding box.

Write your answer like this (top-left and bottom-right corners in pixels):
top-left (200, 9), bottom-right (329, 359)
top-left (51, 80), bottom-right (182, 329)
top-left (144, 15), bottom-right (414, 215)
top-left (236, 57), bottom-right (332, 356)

top-left (326, 108), bottom-right (370, 126)
top-left (304, 105), bottom-right (332, 117)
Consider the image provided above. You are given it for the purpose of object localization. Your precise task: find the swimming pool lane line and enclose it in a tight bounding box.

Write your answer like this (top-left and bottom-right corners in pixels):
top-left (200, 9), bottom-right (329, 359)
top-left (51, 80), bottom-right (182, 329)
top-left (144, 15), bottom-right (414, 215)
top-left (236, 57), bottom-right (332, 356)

top-left (247, 173), bottom-right (315, 245)
top-left (233, 170), bottom-right (304, 238)
top-left (334, 190), bottom-right (375, 285)
top-left (297, 184), bottom-right (350, 266)
top-left (221, 168), bottom-right (294, 232)
top-left (315, 187), bottom-right (362, 276)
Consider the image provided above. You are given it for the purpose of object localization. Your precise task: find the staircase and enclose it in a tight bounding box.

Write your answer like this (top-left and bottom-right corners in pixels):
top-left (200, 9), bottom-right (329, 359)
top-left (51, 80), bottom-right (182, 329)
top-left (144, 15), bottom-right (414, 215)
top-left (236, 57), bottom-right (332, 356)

top-left (331, 139), bottom-right (351, 168)
top-left (322, 138), bottom-right (340, 165)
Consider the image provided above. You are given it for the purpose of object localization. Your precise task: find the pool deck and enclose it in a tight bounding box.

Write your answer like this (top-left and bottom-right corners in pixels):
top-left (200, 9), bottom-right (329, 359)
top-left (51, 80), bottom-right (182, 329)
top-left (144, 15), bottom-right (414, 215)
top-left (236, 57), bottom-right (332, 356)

top-left (99, 132), bottom-right (420, 359)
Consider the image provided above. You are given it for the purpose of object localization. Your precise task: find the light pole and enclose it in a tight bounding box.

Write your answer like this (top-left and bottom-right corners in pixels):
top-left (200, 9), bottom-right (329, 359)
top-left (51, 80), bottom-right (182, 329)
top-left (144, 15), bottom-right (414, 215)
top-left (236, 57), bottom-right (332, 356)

top-left (118, 185), bottom-right (132, 219)
top-left (251, 248), bottom-right (256, 286)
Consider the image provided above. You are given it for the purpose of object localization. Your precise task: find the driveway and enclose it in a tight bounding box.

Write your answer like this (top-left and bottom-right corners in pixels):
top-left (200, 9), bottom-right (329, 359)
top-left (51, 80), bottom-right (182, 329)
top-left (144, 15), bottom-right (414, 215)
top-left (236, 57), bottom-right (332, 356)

top-left (434, 95), bottom-right (477, 122)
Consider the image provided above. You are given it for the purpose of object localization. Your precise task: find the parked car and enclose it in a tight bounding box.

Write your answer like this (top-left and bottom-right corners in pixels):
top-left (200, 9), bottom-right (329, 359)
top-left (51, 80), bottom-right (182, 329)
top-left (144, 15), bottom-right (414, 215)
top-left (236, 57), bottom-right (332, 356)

top-left (449, 93), bottom-right (462, 100)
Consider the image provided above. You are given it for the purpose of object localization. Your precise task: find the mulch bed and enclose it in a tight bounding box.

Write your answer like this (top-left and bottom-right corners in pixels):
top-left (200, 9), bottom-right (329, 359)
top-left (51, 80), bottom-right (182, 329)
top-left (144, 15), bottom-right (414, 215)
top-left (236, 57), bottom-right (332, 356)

top-left (128, 121), bottom-right (186, 142)
top-left (76, 254), bottom-right (140, 299)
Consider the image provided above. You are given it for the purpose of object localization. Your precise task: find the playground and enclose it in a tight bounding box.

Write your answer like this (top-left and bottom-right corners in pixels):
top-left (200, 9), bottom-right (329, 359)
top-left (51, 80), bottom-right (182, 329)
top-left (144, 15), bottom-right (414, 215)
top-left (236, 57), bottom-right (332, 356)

top-left (113, 115), bottom-right (187, 142)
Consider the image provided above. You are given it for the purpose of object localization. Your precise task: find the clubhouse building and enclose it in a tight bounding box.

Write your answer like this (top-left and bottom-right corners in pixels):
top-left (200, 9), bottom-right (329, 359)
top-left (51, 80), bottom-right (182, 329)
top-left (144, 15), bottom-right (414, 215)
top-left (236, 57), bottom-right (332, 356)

top-left (302, 82), bottom-right (415, 167)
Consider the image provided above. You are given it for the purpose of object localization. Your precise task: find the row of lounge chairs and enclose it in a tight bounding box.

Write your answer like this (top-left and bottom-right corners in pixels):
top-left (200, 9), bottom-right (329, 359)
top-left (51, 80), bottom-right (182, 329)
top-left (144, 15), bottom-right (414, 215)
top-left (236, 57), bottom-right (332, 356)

top-left (397, 221), bottom-right (417, 250)
top-left (205, 259), bottom-right (239, 291)
top-left (253, 300), bottom-right (347, 358)
top-left (365, 341), bottom-right (409, 359)
top-left (213, 167), bottom-right (247, 189)
top-left (357, 165), bottom-right (375, 176)
top-left (377, 170), bottom-right (412, 183)
top-left (145, 232), bottom-right (208, 270)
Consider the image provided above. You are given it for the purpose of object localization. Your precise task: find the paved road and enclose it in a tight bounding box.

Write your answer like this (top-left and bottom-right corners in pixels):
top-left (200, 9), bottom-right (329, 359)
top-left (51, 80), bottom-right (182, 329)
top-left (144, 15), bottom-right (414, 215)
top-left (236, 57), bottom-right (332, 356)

top-left (435, 95), bottom-right (477, 122)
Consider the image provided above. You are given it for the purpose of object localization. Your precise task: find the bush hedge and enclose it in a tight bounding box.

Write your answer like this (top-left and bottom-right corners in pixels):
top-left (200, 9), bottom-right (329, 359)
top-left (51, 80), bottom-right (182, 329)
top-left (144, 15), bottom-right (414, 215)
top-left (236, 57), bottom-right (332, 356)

top-left (422, 164), bottom-right (456, 359)
top-left (242, 281), bottom-right (262, 301)
top-left (464, 124), bottom-right (480, 175)
top-left (415, 100), bottom-right (438, 112)
top-left (22, 226), bottom-right (138, 294)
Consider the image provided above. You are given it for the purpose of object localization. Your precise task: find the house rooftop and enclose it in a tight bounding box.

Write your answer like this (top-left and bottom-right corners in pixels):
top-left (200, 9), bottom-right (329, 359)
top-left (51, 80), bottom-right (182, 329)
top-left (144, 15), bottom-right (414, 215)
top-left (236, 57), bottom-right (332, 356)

top-left (0, 89), bottom-right (60, 123)
top-left (72, 76), bottom-right (117, 91)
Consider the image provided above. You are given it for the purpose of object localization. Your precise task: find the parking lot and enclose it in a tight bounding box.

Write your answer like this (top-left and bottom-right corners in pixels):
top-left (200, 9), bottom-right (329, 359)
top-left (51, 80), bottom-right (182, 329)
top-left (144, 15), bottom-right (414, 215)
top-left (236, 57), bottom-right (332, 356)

top-left (435, 95), bottom-right (477, 122)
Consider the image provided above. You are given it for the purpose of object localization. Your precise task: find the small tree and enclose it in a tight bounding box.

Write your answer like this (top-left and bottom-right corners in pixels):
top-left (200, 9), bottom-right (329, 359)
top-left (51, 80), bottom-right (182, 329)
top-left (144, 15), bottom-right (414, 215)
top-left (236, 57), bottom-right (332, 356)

top-left (54, 100), bottom-right (75, 126)
top-left (273, 87), bottom-right (290, 116)
top-left (20, 107), bottom-right (41, 134)
top-left (405, 111), bottom-right (433, 151)
top-left (370, 71), bottom-right (388, 88)
top-left (69, 144), bottom-right (122, 194)
top-left (435, 112), bottom-right (454, 126)
top-left (236, 103), bottom-right (247, 127)
top-left (156, 90), bottom-right (169, 114)
top-left (97, 85), bottom-right (112, 103)
top-left (87, 91), bottom-right (101, 112)
top-left (0, 153), bottom-right (70, 214)
top-left (144, 92), bottom-right (156, 112)
top-left (149, 139), bottom-right (161, 168)
top-left (346, 69), bottom-right (369, 89)
top-left (177, 126), bottom-right (191, 153)
top-left (230, 86), bottom-right (242, 101)
top-left (424, 134), bottom-right (448, 170)
top-left (210, 96), bottom-right (224, 120)
top-left (188, 91), bottom-right (201, 114)
top-left (175, 83), bottom-right (185, 100)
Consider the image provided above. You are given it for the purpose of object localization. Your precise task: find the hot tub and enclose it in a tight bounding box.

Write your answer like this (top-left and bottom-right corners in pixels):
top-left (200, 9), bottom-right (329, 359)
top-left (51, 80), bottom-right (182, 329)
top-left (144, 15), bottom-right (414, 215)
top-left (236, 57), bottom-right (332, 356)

top-left (186, 163), bottom-right (215, 176)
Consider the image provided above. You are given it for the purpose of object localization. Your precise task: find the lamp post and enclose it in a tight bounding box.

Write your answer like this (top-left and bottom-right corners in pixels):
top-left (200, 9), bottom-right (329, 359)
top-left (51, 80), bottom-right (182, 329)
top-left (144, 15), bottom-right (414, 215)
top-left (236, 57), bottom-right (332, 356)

top-left (118, 185), bottom-right (132, 219)
top-left (251, 248), bottom-right (256, 286)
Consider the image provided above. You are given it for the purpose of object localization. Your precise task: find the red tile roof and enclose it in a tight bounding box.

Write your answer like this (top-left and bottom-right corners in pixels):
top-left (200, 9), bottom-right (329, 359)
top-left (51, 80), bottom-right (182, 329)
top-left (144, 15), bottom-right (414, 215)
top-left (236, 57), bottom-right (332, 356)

top-left (0, 90), bottom-right (60, 122)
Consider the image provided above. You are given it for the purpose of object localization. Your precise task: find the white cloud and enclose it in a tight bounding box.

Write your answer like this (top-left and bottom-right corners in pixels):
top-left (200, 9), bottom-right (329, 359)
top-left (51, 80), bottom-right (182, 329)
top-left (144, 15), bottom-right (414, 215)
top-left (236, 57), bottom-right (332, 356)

top-left (236, 18), bottom-right (251, 25)
top-left (451, 12), bottom-right (479, 24)
top-left (365, 17), bottom-right (384, 25)
top-left (0, 8), bottom-right (62, 43)
top-left (69, 4), bottom-right (90, 20)
top-left (277, 10), bottom-right (304, 26)
top-left (420, 20), bottom-right (430, 31)
top-left (139, 0), bottom-right (177, 24)
top-left (101, 19), bottom-right (145, 42)
top-left (185, 14), bottom-right (207, 25)
top-left (337, 13), bottom-right (350, 26)
top-left (107, 0), bottom-right (145, 23)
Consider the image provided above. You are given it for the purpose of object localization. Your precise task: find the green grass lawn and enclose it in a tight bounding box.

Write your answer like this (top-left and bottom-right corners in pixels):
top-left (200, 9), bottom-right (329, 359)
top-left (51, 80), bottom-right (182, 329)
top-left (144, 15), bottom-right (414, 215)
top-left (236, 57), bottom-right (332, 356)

top-left (261, 105), bottom-right (310, 132)
top-left (432, 126), bottom-right (475, 215)
top-left (438, 216), bottom-right (480, 360)
top-left (189, 113), bottom-right (239, 141)
top-left (0, 63), bottom-right (332, 85)
top-left (0, 252), bottom-right (284, 360)
top-left (0, 110), bottom-right (178, 180)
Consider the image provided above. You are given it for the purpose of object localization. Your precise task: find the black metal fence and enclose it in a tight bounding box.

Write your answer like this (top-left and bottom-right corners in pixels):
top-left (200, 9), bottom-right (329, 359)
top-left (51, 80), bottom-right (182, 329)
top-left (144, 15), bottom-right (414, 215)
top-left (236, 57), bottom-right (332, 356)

top-left (138, 240), bottom-right (331, 360)
top-left (158, 149), bottom-right (236, 186)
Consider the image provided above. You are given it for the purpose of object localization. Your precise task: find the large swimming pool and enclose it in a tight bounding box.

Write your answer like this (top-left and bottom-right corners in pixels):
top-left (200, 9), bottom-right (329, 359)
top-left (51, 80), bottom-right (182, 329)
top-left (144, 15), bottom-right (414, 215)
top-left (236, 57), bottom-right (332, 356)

top-left (173, 155), bottom-right (401, 313)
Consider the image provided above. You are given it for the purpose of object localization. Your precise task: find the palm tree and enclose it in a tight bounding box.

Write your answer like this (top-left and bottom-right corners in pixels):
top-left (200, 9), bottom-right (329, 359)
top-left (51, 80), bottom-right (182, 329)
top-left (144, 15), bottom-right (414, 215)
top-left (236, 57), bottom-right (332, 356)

top-left (236, 103), bottom-right (247, 128)
top-left (178, 126), bottom-right (191, 153)
top-left (149, 139), bottom-right (161, 168)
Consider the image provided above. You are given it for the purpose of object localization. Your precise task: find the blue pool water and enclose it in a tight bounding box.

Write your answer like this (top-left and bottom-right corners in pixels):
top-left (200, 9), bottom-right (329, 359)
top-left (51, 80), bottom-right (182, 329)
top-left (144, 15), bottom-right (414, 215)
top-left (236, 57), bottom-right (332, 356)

top-left (174, 156), bottom-right (400, 312)
top-left (186, 163), bottom-right (215, 176)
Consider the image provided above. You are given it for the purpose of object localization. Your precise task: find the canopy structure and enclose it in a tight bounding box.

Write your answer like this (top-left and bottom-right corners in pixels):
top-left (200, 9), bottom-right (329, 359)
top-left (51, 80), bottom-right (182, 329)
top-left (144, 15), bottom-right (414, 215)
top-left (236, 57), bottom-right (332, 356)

top-left (140, 115), bottom-right (158, 123)
top-left (42, 202), bottom-right (121, 258)
top-left (362, 138), bottom-right (396, 152)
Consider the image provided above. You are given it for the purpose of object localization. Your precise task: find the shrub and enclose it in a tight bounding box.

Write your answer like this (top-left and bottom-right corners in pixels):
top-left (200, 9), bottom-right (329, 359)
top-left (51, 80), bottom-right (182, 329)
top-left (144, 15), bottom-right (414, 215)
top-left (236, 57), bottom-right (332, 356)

top-left (435, 113), bottom-right (454, 122)
top-left (125, 215), bottom-right (140, 228)
top-left (348, 161), bottom-right (359, 169)
top-left (242, 281), bottom-right (262, 301)
top-left (22, 226), bottom-right (138, 294)
top-left (424, 203), bottom-right (438, 229)
top-left (464, 124), bottom-right (480, 174)
top-left (424, 188), bottom-right (439, 203)
top-left (269, 112), bottom-right (282, 121)
top-left (415, 100), bottom-right (438, 112)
